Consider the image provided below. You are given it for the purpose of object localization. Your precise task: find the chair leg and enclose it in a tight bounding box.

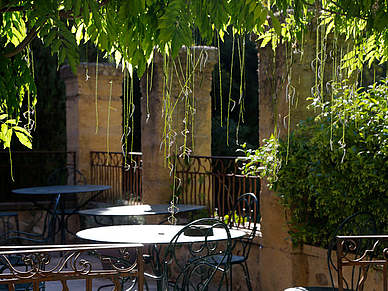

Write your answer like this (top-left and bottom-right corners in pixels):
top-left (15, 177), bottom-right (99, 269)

top-left (241, 262), bottom-right (252, 291)
top-left (229, 265), bottom-right (233, 291)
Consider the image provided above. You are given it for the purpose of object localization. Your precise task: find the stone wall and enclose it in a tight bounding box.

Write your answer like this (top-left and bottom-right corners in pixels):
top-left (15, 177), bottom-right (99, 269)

top-left (60, 63), bottom-right (124, 182)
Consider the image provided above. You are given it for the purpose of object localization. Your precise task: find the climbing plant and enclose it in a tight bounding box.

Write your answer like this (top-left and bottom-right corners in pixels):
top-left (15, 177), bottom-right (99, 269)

top-left (240, 78), bottom-right (388, 247)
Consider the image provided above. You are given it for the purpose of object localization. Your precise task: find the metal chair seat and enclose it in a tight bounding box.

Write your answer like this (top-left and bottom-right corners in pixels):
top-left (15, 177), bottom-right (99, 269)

top-left (211, 253), bottom-right (245, 264)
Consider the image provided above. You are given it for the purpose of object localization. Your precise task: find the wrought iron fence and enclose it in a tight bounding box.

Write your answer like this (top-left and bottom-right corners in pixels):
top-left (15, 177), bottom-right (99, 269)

top-left (0, 244), bottom-right (144, 291)
top-left (90, 152), bottom-right (260, 218)
top-left (0, 151), bottom-right (76, 203)
top-left (175, 155), bottom-right (260, 218)
top-left (90, 151), bottom-right (142, 204)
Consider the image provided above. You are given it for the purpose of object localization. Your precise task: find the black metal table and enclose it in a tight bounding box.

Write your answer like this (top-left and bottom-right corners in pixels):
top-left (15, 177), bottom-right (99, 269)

top-left (13, 185), bottom-right (111, 244)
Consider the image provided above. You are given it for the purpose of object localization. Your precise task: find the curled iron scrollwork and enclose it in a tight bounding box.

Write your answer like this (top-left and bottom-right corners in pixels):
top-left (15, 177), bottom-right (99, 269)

top-left (0, 246), bottom-right (140, 279)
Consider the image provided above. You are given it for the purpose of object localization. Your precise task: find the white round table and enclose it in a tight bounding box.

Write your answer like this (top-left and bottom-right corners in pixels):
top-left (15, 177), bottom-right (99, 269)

top-left (78, 204), bottom-right (205, 217)
top-left (77, 224), bottom-right (245, 244)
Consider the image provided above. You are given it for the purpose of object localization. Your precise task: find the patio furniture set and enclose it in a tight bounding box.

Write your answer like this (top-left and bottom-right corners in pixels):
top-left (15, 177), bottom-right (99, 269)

top-left (0, 167), bottom-right (260, 291)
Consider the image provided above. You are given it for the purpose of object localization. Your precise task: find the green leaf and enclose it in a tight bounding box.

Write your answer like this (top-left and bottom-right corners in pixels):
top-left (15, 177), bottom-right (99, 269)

top-left (74, 0), bottom-right (82, 17)
top-left (39, 23), bottom-right (51, 37)
top-left (271, 14), bottom-right (281, 36)
top-left (98, 32), bottom-right (109, 50)
top-left (83, 3), bottom-right (90, 26)
top-left (44, 30), bottom-right (57, 46)
top-left (51, 39), bottom-right (61, 53)
top-left (89, 2), bottom-right (102, 29)
top-left (14, 126), bottom-right (32, 149)
top-left (260, 34), bottom-right (273, 47)
top-left (58, 48), bottom-right (67, 66)
top-left (254, 5), bottom-right (262, 22)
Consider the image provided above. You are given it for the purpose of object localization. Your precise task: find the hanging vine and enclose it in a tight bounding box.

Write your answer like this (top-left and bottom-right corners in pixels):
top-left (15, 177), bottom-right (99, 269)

top-left (1, 0), bottom-right (388, 228)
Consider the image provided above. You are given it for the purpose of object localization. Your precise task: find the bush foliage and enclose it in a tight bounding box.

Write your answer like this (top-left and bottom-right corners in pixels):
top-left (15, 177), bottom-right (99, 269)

top-left (241, 78), bottom-right (388, 247)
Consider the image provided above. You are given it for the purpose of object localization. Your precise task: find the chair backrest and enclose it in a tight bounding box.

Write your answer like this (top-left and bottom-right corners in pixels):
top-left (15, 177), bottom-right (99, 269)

top-left (327, 212), bottom-right (377, 291)
top-left (228, 193), bottom-right (259, 261)
top-left (337, 235), bottom-right (388, 291)
top-left (47, 166), bottom-right (87, 210)
top-left (162, 218), bottom-right (232, 291)
top-left (47, 167), bottom-right (87, 186)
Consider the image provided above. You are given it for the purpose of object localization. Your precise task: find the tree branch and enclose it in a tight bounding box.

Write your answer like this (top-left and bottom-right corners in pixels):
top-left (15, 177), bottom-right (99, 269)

top-left (0, 5), bottom-right (24, 13)
top-left (300, 0), bottom-right (368, 21)
top-left (3, 26), bottom-right (39, 58)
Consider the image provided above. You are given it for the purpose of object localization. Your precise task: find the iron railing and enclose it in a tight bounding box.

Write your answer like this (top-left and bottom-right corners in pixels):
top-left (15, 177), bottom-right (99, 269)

top-left (0, 151), bottom-right (76, 203)
top-left (175, 155), bottom-right (260, 217)
top-left (90, 151), bottom-right (142, 204)
top-left (90, 152), bottom-right (260, 218)
top-left (0, 244), bottom-right (144, 291)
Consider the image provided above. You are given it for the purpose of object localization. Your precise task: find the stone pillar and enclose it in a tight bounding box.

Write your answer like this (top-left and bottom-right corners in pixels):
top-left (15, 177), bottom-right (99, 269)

top-left (140, 46), bottom-right (217, 205)
top-left (60, 63), bottom-right (124, 182)
top-left (257, 24), bottom-right (336, 290)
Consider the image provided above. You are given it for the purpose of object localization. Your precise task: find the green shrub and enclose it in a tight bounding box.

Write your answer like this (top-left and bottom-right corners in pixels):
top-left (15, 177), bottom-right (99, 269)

top-left (240, 78), bottom-right (388, 247)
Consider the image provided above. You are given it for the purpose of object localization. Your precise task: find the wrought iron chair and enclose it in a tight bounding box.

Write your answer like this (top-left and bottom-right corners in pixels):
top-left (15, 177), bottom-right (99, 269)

top-left (227, 193), bottom-right (259, 291)
top-left (47, 166), bottom-right (87, 186)
top-left (211, 192), bottom-right (259, 291)
top-left (0, 194), bottom-right (60, 245)
top-left (284, 212), bottom-right (378, 291)
top-left (145, 218), bottom-right (233, 291)
top-left (47, 166), bottom-right (87, 236)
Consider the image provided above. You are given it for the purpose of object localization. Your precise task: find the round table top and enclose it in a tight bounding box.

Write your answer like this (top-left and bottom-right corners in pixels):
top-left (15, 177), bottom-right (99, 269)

top-left (78, 204), bottom-right (205, 217)
top-left (76, 224), bottom-right (245, 245)
top-left (12, 185), bottom-right (111, 195)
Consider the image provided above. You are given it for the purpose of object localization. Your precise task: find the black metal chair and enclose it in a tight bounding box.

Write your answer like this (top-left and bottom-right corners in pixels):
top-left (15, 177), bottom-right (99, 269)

top-left (0, 194), bottom-right (60, 245)
top-left (228, 193), bottom-right (259, 291)
top-left (47, 166), bottom-right (87, 236)
top-left (47, 166), bottom-right (87, 186)
top-left (284, 212), bottom-right (378, 291)
top-left (145, 218), bottom-right (233, 291)
top-left (212, 193), bottom-right (259, 291)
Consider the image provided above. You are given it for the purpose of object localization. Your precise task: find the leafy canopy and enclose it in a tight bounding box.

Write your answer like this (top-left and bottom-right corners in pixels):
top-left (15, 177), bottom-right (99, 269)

top-left (0, 0), bottom-right (387, 150)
